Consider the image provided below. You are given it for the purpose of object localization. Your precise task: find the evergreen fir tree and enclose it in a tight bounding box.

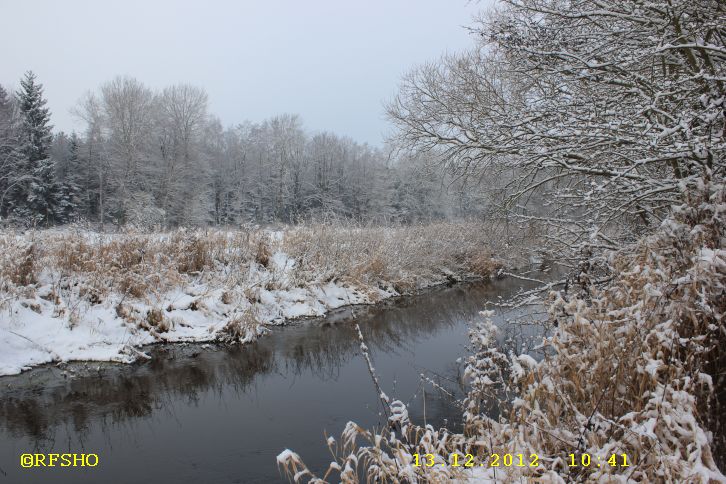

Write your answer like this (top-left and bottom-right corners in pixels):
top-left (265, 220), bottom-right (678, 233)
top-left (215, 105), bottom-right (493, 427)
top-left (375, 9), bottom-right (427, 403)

top-left (12, 71), bottom-right (59, 225)
top-left (0, 85), bottom-right (13, 129)
top-left (55, 132), bottom-right (84, 222)
top-left (0, 84), bottom-right (16, 219)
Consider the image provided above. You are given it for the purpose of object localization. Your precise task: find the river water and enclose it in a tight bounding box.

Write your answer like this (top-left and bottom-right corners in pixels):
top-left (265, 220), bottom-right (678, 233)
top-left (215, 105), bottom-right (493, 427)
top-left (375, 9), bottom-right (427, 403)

top-left (0, 277), bottom-right (546, 483)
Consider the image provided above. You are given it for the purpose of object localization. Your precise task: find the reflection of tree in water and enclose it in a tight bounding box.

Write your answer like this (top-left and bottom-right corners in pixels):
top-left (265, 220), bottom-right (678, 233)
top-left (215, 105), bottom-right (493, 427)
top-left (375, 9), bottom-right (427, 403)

top-left (0, 343), bottom-right (277, 442)
top-left (1, 399), bottom-right (48, 439)
top-left (290, 278), bottom-right (548, 403)
top-left (277, 282), bottom-right (525, 379)
top-left (0, 277), bottom-right (543, 444)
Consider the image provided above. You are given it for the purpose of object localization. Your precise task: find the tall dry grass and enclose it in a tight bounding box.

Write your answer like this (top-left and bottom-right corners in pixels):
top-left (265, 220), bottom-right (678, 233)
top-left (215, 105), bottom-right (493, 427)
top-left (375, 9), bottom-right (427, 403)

top-left (282, 220), bottom-right (510, 291)
top-left (0, 221), bottom-right (517, 351)
top-left (278, 183), bottom-right (726, 482)
top-left (0, 220), bottom-right (514, 308)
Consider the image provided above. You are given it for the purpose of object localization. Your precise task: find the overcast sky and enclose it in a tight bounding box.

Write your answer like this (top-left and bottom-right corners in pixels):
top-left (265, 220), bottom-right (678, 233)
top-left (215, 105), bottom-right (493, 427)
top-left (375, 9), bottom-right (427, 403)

top-left (1, 0), bottom-right (488, 146)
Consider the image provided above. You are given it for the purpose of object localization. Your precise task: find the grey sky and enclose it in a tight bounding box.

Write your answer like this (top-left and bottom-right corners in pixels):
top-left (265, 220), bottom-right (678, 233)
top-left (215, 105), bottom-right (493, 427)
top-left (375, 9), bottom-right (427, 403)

top-left (1, 0), bottom-right (487, 146)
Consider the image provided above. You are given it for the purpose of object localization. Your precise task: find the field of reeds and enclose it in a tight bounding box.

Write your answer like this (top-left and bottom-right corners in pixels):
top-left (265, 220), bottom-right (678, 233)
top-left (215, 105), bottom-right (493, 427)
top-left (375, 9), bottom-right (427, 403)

top-left (0, 220), bottom-right (513, 376)
top-left (278, 186), bottom-right (726, 482)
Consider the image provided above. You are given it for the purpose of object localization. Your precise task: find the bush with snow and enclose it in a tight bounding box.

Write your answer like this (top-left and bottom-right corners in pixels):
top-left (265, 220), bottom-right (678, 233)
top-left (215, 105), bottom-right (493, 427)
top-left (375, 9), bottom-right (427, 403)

top-left (279, 182), bottom-right (725, 482)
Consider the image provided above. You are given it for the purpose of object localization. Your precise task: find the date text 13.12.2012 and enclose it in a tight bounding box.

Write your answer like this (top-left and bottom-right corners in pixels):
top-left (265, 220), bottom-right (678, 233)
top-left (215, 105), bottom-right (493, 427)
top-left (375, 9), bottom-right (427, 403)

top-left (413, 453), bottom-right (631, 468)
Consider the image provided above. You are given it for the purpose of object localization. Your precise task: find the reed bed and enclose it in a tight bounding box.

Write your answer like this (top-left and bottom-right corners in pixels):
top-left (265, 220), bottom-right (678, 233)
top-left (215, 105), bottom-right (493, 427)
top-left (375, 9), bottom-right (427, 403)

top-left (278, 185), bottom-right (726, 482)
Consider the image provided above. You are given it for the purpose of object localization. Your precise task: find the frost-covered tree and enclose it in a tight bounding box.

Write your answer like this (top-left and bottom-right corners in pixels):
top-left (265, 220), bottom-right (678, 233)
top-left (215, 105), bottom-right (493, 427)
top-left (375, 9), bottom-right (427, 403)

top-left (0, 84), bottom-right (18, 219)
top-left (204, 117), bottom-right (236, 225)
top-left (0, 85), bottom-right (13, 140)
top-left (99, 76), bottom-right (154, 225)
top-left (72, 92), bottom-right (107, 228)
top-left (152, 84), bottom-right (210, 227)
top-left (264, 114), bottom-right (306, 222)
top-left (9, 71), bottom-right (59, 225)
top-left (388, 0), bottom-right (726, 255)
top-left (52, 132), bottom-right (85, 222)
top-left (306, 132), bottom-right (344, 214)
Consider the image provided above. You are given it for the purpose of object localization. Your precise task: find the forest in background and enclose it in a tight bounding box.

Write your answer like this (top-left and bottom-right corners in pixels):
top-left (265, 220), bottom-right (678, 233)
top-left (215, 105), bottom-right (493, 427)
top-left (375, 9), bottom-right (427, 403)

top-left (277, 0), bottom-right (726, 481)
top-left (0, 73), bottom-right (489, 230)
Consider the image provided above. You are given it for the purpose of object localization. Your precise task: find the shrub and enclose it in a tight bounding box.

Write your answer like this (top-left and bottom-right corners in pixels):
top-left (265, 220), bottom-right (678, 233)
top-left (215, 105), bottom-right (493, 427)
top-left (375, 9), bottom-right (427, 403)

top-left (219, 309), bottom-right (261, 343)
top-left (279, 183), bottom-right (726, 482)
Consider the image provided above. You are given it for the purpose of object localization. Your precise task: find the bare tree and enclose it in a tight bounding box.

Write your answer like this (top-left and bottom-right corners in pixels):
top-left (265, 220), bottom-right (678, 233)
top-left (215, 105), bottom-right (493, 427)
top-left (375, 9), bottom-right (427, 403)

top-left (100, 76), bottom-right (154, 225)
top-left (388, 0), bottom-right (725, 257)
top-left (73, 92), bottom-right (108, 229)
top-left (153, 84), bottom-right (209, 227)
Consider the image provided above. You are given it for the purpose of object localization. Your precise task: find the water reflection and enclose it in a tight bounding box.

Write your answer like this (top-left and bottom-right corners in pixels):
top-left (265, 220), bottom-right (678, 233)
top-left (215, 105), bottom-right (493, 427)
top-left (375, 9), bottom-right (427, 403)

top-left (0, 277), bottom-right (544, 483)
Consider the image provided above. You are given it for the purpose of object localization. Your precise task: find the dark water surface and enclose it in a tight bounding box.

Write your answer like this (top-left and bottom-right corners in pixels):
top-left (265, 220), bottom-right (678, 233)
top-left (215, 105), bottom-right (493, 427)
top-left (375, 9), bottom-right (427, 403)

top-left (0, 277), bottom-right (545, 483)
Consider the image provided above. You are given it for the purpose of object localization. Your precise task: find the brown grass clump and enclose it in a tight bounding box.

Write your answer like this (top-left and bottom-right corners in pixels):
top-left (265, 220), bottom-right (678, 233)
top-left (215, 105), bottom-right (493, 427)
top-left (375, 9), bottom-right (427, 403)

top-left (466, 250), bottom-right (502, 277)
top-left (115, 303), bottom-right (129, 319)
top-left (144, 308), bottom-right (170, 332)
top-left (20, 300), bottom-right (41, 313)
top-left (243, 286), bottom-right (259, 304)
top-left (390, 278), bottom-right (415, 294)
top-left (219, 309), bottom-right (260, 343)
top-left (173, 233), bottom-right (214, 274)
top-left (352, 255), bottom-right (387, 281)
top-left (10, 243), bottom-right (37, 286)
top-left (77, 283), bottom-right (103, 304)
top-left (56, 238), bottom-right (98, 273)
top-left (119, 273), bottom-right (147, 299)
top-left (255, 238), bottom-right (271, 268)
top-left (104, 237), bottom-right (148, 270)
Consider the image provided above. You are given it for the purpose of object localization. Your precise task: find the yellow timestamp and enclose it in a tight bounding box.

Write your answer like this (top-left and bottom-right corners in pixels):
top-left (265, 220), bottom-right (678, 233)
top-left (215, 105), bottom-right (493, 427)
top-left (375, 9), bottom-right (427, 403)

top-left (413, 453), bottom-right (632, 469)
top-left (414, 453), bottom-right (540, 468)
top-left (568, 453), bottom-right (630, 468)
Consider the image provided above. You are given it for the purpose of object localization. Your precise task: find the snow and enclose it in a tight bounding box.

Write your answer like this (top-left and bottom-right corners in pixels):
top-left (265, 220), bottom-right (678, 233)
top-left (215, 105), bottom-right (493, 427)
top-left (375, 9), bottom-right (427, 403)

top-left (276, 449), bottom-right (298, 465)
top-left (644, 358), bottom-right (663, 377)
top-left (516, 353), bottom-right (537, 369)
top-left (0, 301), bottom-right (139, 375)
top-left (0, 248), bottom-right (401, 376)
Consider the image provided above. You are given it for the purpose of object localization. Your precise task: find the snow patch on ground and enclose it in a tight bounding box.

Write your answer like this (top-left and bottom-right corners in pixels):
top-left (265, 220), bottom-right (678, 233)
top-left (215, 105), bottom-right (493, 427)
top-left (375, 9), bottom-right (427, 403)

top-left (0, 251), bottom-right (398, 376)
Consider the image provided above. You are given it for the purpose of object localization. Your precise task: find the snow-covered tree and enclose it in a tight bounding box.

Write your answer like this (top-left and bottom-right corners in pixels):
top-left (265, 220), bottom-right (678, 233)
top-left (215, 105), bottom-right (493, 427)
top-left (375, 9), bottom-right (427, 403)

top-left (152, 84), bottom-right (210, 227)
top-left (0, 84), bottom-right (18, 220)
top-left (9, 71), bottom-right (59, 226)
top-left (99, 76), bottom-right (155, 225)
top-left (388, 0), bottom-right (726, 256)
top-left (52, 132), bottom-right (85, 222)
top-left (0, 84), bottom-right (13, 136)
top-left (72, 92), bottom-right (108, 228)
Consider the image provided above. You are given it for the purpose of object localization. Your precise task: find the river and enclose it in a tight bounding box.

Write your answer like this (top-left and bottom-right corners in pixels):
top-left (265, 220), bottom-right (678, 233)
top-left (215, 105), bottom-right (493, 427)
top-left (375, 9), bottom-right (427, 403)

top-left (0, 276), bottom-right (546, 483)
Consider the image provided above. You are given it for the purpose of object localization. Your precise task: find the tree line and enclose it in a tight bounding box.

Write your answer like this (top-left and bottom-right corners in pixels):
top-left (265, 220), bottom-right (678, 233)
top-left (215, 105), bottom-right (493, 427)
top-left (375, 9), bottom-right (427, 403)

top-left (387, 0), bottom-right (724, 256)
top-left (0, 72), bottom-right (487, 229)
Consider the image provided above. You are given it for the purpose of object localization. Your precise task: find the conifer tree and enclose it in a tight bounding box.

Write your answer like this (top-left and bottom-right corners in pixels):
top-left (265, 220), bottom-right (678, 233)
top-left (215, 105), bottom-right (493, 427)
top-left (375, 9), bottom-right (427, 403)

top-left (54, 132), bottom-right (85, 222)
top-left (12, 71), bottom-right (59, 225)
top-left (0, 84), bottom-right (16, 219)
top-left (0, 85), bottom-right (12, 129)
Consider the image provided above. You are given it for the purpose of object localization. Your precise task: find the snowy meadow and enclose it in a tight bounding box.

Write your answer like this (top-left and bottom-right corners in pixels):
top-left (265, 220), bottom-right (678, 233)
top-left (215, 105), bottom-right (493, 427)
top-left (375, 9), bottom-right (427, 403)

top-left (0, 221), bottom-right (506, 376)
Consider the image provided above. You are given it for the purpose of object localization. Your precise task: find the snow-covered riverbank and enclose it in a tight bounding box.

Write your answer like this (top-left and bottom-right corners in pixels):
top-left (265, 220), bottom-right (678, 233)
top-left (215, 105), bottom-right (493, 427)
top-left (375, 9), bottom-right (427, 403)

top-left (1, 255), bottom-right (392, 376)
top-left (0, 222), bottom-right (506, 376)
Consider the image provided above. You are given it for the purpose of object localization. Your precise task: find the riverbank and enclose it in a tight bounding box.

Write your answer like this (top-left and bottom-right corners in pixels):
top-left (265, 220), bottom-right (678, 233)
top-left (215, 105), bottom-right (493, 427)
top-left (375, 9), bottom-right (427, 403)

top-left (278, 184), bottom-right (726, 482)
top-left (1, 278), bottom-right (540, 484)
top-left (0, 221), bottom-right (510, 376)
